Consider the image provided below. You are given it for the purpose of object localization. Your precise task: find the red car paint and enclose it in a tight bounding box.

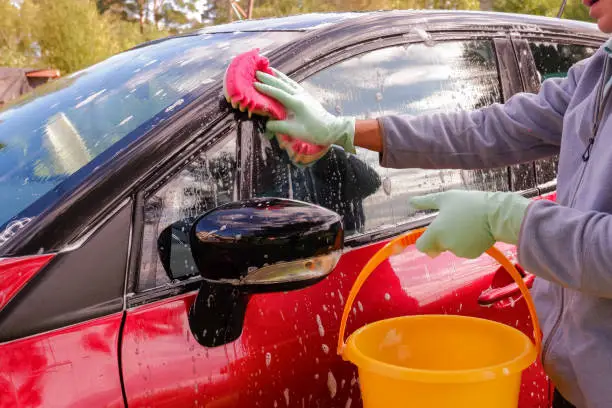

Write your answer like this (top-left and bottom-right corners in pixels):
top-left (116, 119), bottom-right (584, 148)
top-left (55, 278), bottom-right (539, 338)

top-left (535, 192), bottom-right (557, 202)
top-left (0, 229), bottom-right (548, 408)
top-left (0, 246), bottom-right (123, 408)
top-left (0, 215), bottom-right (550, 408)
top-left (0, 312), bottom-right (124, 408)
top-left (0, 255), bottom-right (54, 311)
top-left (121, 238), bottom-right (549, 407)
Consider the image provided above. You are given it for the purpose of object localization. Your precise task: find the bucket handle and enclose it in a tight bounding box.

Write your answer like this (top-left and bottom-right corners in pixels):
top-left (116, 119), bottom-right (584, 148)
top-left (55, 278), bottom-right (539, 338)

top-left (337, 227), bottom-right (542, 358)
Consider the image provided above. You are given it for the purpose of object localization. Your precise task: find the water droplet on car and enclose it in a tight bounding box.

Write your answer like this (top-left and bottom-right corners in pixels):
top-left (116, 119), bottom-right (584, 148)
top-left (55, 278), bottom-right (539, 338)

top-left (316, 314), bottom-right (325, 337)
top-left (382, 177), bottom-right (392, 195)
top-left (410, 27), bottom-right (435, 46)
top-left (327, 370), bottom-right (337, 398)
top-left (265, 352), bottom-right (272, 367)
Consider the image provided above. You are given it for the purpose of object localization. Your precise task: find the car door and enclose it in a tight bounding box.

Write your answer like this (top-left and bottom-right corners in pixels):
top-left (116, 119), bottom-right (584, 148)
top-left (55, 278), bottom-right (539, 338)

top-left (248, 32), bottom-right (548, 408)
top-left (119, 24), bottom-right (548, 408)
top-left (0, 204), bottom-right (129, 407)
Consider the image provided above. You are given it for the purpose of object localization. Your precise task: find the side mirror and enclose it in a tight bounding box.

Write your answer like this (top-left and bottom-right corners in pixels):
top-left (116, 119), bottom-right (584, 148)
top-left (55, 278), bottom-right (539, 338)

top-left (187, 197), bottom-right (343, 347)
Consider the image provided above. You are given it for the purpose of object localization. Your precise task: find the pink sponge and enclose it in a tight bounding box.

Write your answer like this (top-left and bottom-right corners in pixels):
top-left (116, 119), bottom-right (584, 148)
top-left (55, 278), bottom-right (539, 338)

top-left (223, 48), bottom-right (330, 166)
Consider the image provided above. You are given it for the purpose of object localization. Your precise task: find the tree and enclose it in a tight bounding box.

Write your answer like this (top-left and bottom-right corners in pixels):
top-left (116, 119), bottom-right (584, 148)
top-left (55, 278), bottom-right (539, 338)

top-left (480, 0), bottom-right (493, 11)
top-left (562, 0), bottom-right (592, 22)
top-left (248, 0), bottom-right (479, 20)
top-left (34, 0), bottom-right (121, 73)
top-left (99, 0), bottom-right (200, 32)
top-left (1, 0), bottom-right (174, 74)
top-left (247, 0), bottom-right (254, 18)
top-left (493, 0), bottom-right (593, 22)
top-left (157, 0), bottom-right (199, 28)
top-left (494, 0), bottom-right (560, 17)
top-left (201, 0), bottom-right (233, 25)
top-left (121, 0), bottom-right (149, 33)
top-left (0, 0), bottom-right (39, 67)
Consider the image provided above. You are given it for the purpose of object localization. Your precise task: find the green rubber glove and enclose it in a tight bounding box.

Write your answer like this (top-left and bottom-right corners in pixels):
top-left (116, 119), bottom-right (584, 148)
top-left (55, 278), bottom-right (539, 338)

top-left (254, 68), bottom-right (357, 154)
top-left (409, 190), bottom-right (531, 259)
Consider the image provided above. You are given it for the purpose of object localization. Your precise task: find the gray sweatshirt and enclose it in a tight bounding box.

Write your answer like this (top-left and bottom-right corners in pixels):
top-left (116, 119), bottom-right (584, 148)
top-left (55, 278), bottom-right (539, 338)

top-left (378, 40), bottom-right (612, 408)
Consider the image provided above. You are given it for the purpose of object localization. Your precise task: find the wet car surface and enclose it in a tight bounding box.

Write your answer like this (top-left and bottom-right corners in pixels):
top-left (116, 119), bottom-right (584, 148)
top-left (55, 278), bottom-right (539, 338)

top-left (0, 10), bottom-right (606, 407)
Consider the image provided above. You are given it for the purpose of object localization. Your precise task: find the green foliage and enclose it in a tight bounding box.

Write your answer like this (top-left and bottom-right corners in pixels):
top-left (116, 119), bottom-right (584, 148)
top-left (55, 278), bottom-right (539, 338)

top-left (0, 0), bottom-right (599, 75)
top-left (201, 0), bottom-right (232, 25)
top-left (203, 0), bottom-right (480, 25)
top-left (1, 0), bottom-right (172, 74)
top-left (106, 14), bottom-right (169, 50)
top-left (0, 0), bottom-right (39, 67)
top-left (494, 0), bottom-right (559, 17)
top-left (563, 0), bottom-right (593, 22)
top-left (105, 0), bottom-right (200, 31)
top-left (493, 0), bottom-right (594, 22)
top-left (35, 0), bottom-right (119, 73)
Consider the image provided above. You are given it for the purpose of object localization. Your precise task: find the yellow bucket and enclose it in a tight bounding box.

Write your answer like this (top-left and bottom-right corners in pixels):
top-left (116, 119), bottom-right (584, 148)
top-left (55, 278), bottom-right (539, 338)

top-left (337, 228), bottom-right (542, 408)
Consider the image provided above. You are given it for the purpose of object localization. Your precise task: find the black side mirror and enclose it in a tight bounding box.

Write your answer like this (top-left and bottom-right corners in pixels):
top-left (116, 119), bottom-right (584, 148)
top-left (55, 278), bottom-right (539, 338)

top-left (187, 197), bottom-right (343, 347)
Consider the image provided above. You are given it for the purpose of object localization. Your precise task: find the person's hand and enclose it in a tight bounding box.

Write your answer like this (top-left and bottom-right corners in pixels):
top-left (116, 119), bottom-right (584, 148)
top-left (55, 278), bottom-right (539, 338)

top-left (409, 190), bottom-right (531, 259)
top-left (254, 68), bottom-right (356, 153)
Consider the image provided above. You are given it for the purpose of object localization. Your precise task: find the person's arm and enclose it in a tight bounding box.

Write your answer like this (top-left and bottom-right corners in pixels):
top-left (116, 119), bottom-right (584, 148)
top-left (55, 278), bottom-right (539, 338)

top-left (255, 52), bottom-right (592, 169)
top-left (354, 119), bottom-right (383, 152)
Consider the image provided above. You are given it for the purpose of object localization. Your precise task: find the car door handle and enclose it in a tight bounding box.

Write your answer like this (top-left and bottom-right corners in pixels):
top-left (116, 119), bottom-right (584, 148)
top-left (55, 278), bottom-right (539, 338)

top-left (478, 273), bottom-right (535, 306)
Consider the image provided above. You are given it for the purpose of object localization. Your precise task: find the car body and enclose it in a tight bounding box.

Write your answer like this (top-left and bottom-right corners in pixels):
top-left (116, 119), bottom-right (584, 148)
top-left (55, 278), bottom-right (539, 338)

top-left (0, 9), bottom-right (606, 408)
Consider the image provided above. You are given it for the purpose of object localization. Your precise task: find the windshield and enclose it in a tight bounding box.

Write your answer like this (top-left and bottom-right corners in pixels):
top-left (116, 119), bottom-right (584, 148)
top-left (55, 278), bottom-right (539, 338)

top-left (0, 31), bottom-right (299, 236)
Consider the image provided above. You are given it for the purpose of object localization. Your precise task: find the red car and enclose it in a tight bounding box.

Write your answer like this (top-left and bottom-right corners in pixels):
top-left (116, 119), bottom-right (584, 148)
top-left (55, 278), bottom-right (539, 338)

top-left (0, 10), bottom-right (605, 408)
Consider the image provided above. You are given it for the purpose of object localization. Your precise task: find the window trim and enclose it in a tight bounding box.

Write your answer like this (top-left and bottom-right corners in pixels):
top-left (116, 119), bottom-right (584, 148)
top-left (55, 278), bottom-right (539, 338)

top-left (495, 37), bottom-right (539, 192)
top-left (127, 120), bottom-right (241, 305)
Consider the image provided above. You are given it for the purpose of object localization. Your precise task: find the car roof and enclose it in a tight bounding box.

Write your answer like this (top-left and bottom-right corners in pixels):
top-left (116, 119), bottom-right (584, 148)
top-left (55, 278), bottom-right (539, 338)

top-left (200, 12), bottom-right (367, 32)
top-left (199, 9), bottom-right (601, 36)
top-left (130, 10), bottom-right (604, 57)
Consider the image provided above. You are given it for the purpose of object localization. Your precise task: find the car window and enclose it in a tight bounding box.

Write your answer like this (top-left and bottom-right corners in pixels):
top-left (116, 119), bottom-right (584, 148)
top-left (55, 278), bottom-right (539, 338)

top-left (253, 40), bottom-right (507, 236)
top-left (0, 31), bottom-right (299, 236)
top-left (138, 135), bottom-right (237, 291)
top-left (530, 42), bottom-right (596, 81)
top-left (528, 42), bottom-right (597, 187)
